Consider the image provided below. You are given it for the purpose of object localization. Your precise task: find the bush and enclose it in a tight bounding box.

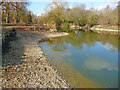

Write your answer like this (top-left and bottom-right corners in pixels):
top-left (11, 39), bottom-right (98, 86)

top-left (61, 22), bottom-right (70, 32)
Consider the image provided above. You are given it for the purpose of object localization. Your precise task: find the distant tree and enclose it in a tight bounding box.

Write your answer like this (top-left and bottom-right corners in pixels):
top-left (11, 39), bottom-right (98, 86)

top-left (38, 1), bottom-right (118, 30)
top-left (2, 1), bottom-right (11, 23)
top-left (86, 9), bottom-right (98, 27)
top-left (45, 0), bottom-right (68, 29)
top-left (118, 2), bottom-right (120, 26)
top-left (27, 11), bottom-right (32, 23)
top-left (111, 7), bottom-right (118, 25)
top-left (31, 14), bottom-right (39, 24)
top-left (97, 5), bottom-right (118, 26)
top-left (66, 4), bottom-right (87, 27)
top-left (1, 0), bottom-right (30, 24)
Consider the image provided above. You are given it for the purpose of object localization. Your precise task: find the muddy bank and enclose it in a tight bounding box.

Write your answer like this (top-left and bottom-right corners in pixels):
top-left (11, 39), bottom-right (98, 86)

top-left (2, 30), bottom-right (69, 88)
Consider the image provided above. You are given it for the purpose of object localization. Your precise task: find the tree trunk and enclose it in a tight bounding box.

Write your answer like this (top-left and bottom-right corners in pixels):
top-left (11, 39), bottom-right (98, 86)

top-left (15, 2), bottom-right (19, 24)
top-left (6, 12), bottom-right (10, 23)
top-left (77, 20), bottom-right (81, 28)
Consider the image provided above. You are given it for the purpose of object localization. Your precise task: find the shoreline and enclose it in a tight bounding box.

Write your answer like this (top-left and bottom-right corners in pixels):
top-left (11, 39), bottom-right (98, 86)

top-left (2, 30), bottom-right (69, 88)
top-left (1, 25), bottom-right (119, 35)
top-left (90, 27), bottom-right (119, 35)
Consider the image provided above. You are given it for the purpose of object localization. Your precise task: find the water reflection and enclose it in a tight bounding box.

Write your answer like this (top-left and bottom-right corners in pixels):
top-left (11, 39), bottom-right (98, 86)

top-left (40, 31), bottom-right (118, 88)
top-left (45, 31), bottom-right (118, 52)
top-left (103, 43), bottom-right (117, 52)
top-left (84, 56), bottom-right (118, 71)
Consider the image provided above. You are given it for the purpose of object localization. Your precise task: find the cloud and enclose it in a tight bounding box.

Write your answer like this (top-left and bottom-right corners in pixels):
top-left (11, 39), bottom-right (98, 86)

top-left (28, 7), bottom-right (33, 11)
top-left (69, 5), bottom-right (73, 9)
top-left (103, 43), bottom-right (117, 51)
top-left (95, 2), bottom-right (118, 11)
top-left (7, 0), bottom-right (119, 2)
top-left (84, 56), bottom-right (118, 71)
top-left (29, 0), bottom-right (119, 2)
top-left (58, 51), bottom-right (72, 56)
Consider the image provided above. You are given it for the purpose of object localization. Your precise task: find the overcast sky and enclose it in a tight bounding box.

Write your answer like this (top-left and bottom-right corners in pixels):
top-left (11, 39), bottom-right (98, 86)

top-left (27, 0), bottom-right (118, 16)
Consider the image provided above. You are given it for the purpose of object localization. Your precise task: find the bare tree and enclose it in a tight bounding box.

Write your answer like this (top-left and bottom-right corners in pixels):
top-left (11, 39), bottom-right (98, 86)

top-left (45, 0), bottom-right (68, 29)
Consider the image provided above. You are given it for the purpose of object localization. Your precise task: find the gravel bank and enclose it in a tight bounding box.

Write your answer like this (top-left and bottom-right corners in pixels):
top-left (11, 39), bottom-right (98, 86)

top-left (2, 30), bottom-right (69, 88)
top-left (90, 27), bottom-right (119, 35)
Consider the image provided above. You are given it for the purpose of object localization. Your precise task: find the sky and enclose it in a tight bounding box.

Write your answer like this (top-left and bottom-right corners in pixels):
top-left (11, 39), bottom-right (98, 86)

top-left (27, 0), bottom-right (119, 16)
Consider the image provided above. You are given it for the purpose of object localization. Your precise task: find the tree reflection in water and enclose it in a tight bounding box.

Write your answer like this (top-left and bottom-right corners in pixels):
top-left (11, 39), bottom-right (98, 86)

top-left (45, 31), bottom-right (118, 52)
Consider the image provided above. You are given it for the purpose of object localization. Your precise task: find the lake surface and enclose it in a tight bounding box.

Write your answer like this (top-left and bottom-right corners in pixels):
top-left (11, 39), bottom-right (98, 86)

top-left (40, 31), bottom-right (119, 88)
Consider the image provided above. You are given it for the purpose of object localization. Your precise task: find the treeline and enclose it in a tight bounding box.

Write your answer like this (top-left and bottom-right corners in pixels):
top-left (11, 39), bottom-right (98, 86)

top-left (1, 0), bottom-right (38, 25)
top-left (1, 0), bottom-right (119, 30)
top-left (38, 0), bottom-right (119, 30)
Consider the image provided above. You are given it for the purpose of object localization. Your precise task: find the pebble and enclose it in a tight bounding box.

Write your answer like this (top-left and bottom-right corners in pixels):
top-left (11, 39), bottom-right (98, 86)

top-left (2, 31), bottom-right (69, 88)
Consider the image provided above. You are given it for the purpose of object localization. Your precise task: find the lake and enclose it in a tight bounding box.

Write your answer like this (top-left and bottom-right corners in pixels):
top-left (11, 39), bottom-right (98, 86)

top-left (39, 31), bottom-right (119, 88)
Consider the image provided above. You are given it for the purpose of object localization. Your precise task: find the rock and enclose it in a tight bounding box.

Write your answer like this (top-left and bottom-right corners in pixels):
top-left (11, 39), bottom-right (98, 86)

top-left (44, 67), bottom-right (47, 72)
top-left (49, 29), bottom-right (57, 32)
top-left (2, 30), bottom-right (69, 88)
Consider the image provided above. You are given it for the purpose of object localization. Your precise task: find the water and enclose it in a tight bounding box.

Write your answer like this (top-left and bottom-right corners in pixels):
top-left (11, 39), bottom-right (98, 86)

top-left (39, 31), bottom-right (119, 88)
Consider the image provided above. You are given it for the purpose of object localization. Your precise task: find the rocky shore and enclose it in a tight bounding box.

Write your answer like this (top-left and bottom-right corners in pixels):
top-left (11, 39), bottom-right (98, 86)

top-left (90, 27), bottom-right (119, 35)
top-left (2, 30), bottom-right (69, 88)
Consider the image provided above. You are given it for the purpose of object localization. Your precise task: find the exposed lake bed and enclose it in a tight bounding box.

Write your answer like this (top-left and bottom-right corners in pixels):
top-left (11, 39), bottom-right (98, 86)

top-left (2, 30), bottom-right (69, 88)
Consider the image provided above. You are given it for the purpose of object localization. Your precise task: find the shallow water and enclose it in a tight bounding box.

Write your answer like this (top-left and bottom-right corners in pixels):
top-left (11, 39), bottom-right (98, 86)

top-left (40, 31), bottom-right (119, 88)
